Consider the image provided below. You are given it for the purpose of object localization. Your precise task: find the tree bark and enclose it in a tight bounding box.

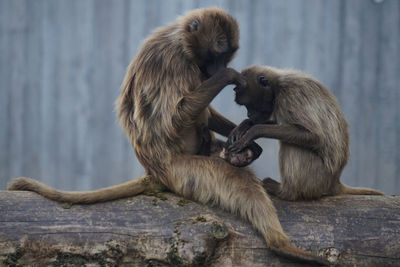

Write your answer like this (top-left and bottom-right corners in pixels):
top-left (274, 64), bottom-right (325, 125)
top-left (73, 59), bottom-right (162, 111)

top-left (0, 191), bottom-right (399, 266)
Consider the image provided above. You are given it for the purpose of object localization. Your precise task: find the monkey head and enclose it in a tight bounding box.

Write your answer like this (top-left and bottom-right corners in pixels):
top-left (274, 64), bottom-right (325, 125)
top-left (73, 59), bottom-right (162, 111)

top-left (234, 65), bottom-right (277, 124)
top-left (181, 8), bottom-right (239, 80)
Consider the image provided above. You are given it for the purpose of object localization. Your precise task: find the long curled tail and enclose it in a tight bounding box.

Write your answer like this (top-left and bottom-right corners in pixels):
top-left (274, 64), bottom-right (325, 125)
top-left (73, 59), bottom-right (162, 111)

top-left (7, 175), bottom-right (163, 204)
top-left (337, 183), bottom-right (384, 196)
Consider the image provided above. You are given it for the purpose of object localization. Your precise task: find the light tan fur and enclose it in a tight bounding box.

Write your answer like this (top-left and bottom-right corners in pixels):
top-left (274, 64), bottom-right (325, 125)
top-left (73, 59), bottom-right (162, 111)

top-left (8, 9), bottom-right (327, 264)
top-left (230, 65), bottom-right (383, 201)
top-left (8, 175), bottom-right (161, 204)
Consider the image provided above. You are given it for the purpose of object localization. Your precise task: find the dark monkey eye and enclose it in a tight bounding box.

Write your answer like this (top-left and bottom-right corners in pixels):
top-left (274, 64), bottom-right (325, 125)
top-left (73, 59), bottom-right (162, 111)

top-left (258, 76), bottom-right (269, 87)
top-left (189, 20), bottom-right (199, 32)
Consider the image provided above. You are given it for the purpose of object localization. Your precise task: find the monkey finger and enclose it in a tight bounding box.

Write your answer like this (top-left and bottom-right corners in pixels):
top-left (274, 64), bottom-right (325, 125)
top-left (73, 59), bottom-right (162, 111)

top-left (228, 141), bottom-right (247, 153)
top-left (227, 134), bottom-right (238, 145)
top-left (248, 142), bottom-right (263, 159)
top-left (235, 76), bottom-right (247, 87)
top-left (219, 148), bottom-right (227, 159)
top-left (228, 128), bottom-right (249, 146)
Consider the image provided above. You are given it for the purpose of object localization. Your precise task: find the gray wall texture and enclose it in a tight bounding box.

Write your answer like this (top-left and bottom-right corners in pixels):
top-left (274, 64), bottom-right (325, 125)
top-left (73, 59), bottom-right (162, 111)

top-left (1, 0), bottom-right (399, 194)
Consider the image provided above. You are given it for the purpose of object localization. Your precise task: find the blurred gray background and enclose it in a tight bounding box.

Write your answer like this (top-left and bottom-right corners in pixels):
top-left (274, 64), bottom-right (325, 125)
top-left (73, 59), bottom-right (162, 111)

top-left (1, 0), bottom-right (399, 194)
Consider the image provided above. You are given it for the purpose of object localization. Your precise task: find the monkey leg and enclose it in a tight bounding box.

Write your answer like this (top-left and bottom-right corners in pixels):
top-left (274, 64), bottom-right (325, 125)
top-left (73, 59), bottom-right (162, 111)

top-left (169, 156), bottom-right (328, 265)
top-left (7, 175), bottom-right (164, 204)
top-left (262, 177), bottom-right (310, 201)
top-left (262, 177), bottom-right (309, 201)
top-left (268, 180), bottom-right (325, 201)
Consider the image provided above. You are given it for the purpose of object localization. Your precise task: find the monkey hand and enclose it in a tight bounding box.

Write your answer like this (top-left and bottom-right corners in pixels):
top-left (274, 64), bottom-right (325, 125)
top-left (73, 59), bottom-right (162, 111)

top-left (227, 119), bottom-right (253, 147)
top-left (220, 68), bottom-right (247, 87)
top-left (221, 141), bottom-right (262, 167)
top-left (228, 133), bottom-right (252, 154)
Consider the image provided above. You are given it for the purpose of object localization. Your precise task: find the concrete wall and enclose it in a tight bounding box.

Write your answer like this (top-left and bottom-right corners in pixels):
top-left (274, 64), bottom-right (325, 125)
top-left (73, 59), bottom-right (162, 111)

top-left (1, 0), bottom-right (399, 194)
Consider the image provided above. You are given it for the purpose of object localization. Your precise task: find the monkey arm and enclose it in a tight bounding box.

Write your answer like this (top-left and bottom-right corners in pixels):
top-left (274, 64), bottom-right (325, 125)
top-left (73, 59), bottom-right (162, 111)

top-left (208, 107), bottom-right (237, 137)
top-left (229, 124), bottom-right (321, 152)
top-left (178, 68), bottom-right (245, 122)
top-left (226, 119), bottom-right (277, 146)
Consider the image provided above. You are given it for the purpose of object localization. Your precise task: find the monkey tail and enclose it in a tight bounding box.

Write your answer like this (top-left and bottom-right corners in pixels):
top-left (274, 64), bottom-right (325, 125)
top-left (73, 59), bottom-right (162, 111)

top-left (270, 243), bottom-right (330, 266)
top-left (261, 228), bottom-right (329, 265)
top-left (7, 176), bottom-right (162, 204)
top-left (336, 183), bottom-right (383, 196)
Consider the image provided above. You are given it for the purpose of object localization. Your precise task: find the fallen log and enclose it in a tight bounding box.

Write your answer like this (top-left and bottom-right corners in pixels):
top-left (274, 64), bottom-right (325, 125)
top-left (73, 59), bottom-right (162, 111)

top-left (0, 191), bottom-right (399, 266)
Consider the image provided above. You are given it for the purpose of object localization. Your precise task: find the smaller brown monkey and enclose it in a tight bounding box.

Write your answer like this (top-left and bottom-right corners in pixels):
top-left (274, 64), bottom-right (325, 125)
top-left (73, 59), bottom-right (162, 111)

top-left (227, 65), bottom-right (383, 200)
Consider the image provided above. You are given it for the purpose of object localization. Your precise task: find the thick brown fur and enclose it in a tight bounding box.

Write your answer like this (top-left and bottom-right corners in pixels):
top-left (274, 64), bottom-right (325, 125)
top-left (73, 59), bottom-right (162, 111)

top-left (8, 9), bottom-right (327, 264)
top-left (229, 65), bottom-right (383, 201)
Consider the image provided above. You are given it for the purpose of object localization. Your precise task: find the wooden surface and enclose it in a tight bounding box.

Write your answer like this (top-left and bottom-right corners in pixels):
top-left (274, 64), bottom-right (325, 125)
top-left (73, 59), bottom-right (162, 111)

top-left (0, 0), bottom-right (399, 195)
top-left (0, 191), bottom-right (399, 266)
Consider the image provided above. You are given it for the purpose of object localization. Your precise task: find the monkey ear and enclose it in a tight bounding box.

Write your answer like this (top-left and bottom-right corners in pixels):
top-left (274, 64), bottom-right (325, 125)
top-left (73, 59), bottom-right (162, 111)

top-left (189, 20), bottom-right (199, 32)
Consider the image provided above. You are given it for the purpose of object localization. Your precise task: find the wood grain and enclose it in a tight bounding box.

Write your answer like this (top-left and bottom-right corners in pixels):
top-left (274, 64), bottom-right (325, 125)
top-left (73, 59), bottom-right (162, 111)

top-left (0, 191), bottom-right (399, 266)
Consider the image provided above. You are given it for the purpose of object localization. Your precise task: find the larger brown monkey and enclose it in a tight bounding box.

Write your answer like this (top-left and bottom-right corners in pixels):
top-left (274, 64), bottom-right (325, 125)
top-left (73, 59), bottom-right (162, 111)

top-left (227, 65), bottom-right (383, 200)
top-left (8, 9), bottom-right (327, 264)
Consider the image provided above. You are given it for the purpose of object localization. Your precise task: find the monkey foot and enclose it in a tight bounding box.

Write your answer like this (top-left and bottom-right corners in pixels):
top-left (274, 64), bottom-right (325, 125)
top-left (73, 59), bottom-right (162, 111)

top-left (220, 147), bottom-right (255, 167)
top-left (262, 177), bottom-right (281, 196)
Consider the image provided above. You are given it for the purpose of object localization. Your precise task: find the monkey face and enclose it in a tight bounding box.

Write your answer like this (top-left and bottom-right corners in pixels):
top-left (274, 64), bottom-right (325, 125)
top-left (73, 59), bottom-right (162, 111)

top-left (234, 66), bottom-right (276, 124)
top-left (182, 8), bottom-right (239, 80)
